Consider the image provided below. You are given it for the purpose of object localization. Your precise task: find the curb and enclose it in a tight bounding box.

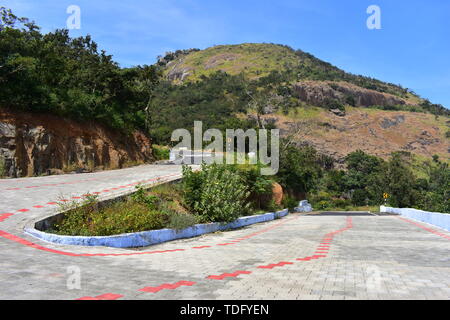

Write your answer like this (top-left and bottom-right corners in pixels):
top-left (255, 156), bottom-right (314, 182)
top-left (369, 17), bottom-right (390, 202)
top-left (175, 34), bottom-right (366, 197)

top-left (25, 209), bottom-right (289, 248)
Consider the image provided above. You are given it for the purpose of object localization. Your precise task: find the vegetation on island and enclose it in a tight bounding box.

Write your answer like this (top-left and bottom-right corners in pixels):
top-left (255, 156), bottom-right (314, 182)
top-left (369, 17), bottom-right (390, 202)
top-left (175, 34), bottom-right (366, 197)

top-left (52, 163), bottom-right (279, 236)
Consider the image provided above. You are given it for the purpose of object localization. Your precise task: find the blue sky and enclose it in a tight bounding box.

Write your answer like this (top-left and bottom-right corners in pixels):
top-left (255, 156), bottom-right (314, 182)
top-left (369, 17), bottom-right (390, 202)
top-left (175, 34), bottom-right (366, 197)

top-left (4, 0), bottom-right (450, 107)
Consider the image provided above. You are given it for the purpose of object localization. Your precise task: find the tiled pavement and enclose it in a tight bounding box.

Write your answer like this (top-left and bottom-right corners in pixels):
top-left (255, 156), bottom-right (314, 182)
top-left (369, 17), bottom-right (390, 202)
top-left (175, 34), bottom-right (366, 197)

top-left (0, 166), bottom-right (449, 300)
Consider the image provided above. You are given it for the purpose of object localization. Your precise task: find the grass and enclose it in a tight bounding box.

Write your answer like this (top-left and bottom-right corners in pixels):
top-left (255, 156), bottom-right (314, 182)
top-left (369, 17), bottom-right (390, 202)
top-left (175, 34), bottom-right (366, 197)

top-left (280, 105), bottom-right (324, 121)
top-left (421, 113), bottom-right (450, 136)
top-left (166, 43), bottom-right (301, 82)
top-left (52, 184), bottom-right (200, 236)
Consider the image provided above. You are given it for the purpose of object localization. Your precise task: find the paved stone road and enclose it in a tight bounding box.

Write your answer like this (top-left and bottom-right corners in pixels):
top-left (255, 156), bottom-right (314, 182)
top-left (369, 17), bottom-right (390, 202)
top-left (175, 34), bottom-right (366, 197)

top-left (0, 166), bottom-right (449, 300)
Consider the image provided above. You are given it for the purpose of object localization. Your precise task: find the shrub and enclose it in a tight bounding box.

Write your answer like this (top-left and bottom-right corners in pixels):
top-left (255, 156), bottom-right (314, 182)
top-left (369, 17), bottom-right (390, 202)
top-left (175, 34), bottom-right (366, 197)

top-left (232, 164), bottom-right (274, 210)
top-left (181, 165), bottom-right (205, 210)
top-left (153, 145), bottom-right (170, 160)
top-left (316, 200), bottom-right (332, 210)
top-left (345, 95), bottom-right (356, 106)
top-left (323, 98), bottom-right (345, 112)
top-left (183, 163), bottom-right (250, 223)
top-left (278, 145), bottom-right (322, 194)
top-left (332, 198), bottom-right (351, 208)
top-left (309, 191), bottom-right (333, 204)
top-left (131, 185), bottom-right (158, 208)
top-left (53, 196), bottom-right (99, 236)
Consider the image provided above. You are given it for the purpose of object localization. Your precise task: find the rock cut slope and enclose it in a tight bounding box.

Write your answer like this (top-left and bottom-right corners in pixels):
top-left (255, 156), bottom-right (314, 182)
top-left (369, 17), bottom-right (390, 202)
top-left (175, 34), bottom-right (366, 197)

top-left (0, 109), bottom-right (154, 178)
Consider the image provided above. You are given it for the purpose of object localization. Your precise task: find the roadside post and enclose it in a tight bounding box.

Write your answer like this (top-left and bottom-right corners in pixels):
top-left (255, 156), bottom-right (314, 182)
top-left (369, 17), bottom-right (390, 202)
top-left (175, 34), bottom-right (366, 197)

top-left (383, 193), bottom-right (389, 206)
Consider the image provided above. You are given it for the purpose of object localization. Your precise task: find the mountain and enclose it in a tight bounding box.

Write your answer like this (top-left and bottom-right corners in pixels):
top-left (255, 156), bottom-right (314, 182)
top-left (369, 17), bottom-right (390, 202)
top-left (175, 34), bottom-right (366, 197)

top-left (155, 43), bottom-right (449, 163)
top-left (163, 43), bottom-right (421, 102)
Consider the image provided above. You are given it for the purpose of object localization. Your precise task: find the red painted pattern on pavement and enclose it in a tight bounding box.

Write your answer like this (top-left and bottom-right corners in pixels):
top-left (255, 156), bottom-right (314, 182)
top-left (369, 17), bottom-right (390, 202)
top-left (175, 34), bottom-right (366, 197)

top-left (0, 230), bottom-right (78, 256)
top-left (207, 270), bottom-right (252, 280)
top-left (77, 293), bottom-right (123, 300)
top-left (0, 213), bottom-right (14, 222)
top-left (295, 216), bottom-right (353, 262)
top-left (139, 281), bottom-right (196, 293)
top-left (257, 261), bottom-right (294, 269)
top-left (398, 217), bottom-right (450, 240)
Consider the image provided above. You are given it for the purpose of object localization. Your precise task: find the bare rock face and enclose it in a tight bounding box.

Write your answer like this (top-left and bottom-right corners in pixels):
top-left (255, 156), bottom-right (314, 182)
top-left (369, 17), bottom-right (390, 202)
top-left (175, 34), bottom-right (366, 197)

top-left (166, 58), bottom-right (193, 81)
top-left (0, 122), bottom-right (18, 176)
top-left (167, 66), bottom-right (192, 81)
top-left (292, 81), bottom-right (406, 107)
top-left (0, 109), bottom-right (154, 178)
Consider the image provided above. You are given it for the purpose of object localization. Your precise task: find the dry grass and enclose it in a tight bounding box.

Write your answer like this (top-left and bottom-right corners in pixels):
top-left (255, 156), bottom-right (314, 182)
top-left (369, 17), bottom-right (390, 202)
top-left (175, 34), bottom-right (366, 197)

top-left (165, 43), bottom-right (301, 82)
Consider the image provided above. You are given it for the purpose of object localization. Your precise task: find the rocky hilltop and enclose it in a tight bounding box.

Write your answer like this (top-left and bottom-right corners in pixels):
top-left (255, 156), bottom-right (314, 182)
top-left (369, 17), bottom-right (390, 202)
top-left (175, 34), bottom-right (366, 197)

top-left (164, 43), bottom-right (302, 82)
top-left (160, 43), bottom-right (449, 163)
top-left (0, 109), bottom-right (153, 178)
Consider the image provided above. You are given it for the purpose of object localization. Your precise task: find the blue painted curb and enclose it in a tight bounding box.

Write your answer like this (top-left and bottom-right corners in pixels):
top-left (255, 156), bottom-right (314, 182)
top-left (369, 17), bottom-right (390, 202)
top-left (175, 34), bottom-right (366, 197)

top-left (381, 206), bottom-right (450, 232)
top-left (25, 209), bottom-right (289, 248)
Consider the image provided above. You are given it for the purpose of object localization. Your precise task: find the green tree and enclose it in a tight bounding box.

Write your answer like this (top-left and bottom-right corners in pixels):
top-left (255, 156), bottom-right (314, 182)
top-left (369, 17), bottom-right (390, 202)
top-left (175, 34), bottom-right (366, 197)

top-left (342, 150), bottom-right (384, 204)
top-left (418, 161), bottom-right (450, 212)
top-left (381, 153), bottom-right (418, 207)
top-left (278, 144), bottom-right (322, 194)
